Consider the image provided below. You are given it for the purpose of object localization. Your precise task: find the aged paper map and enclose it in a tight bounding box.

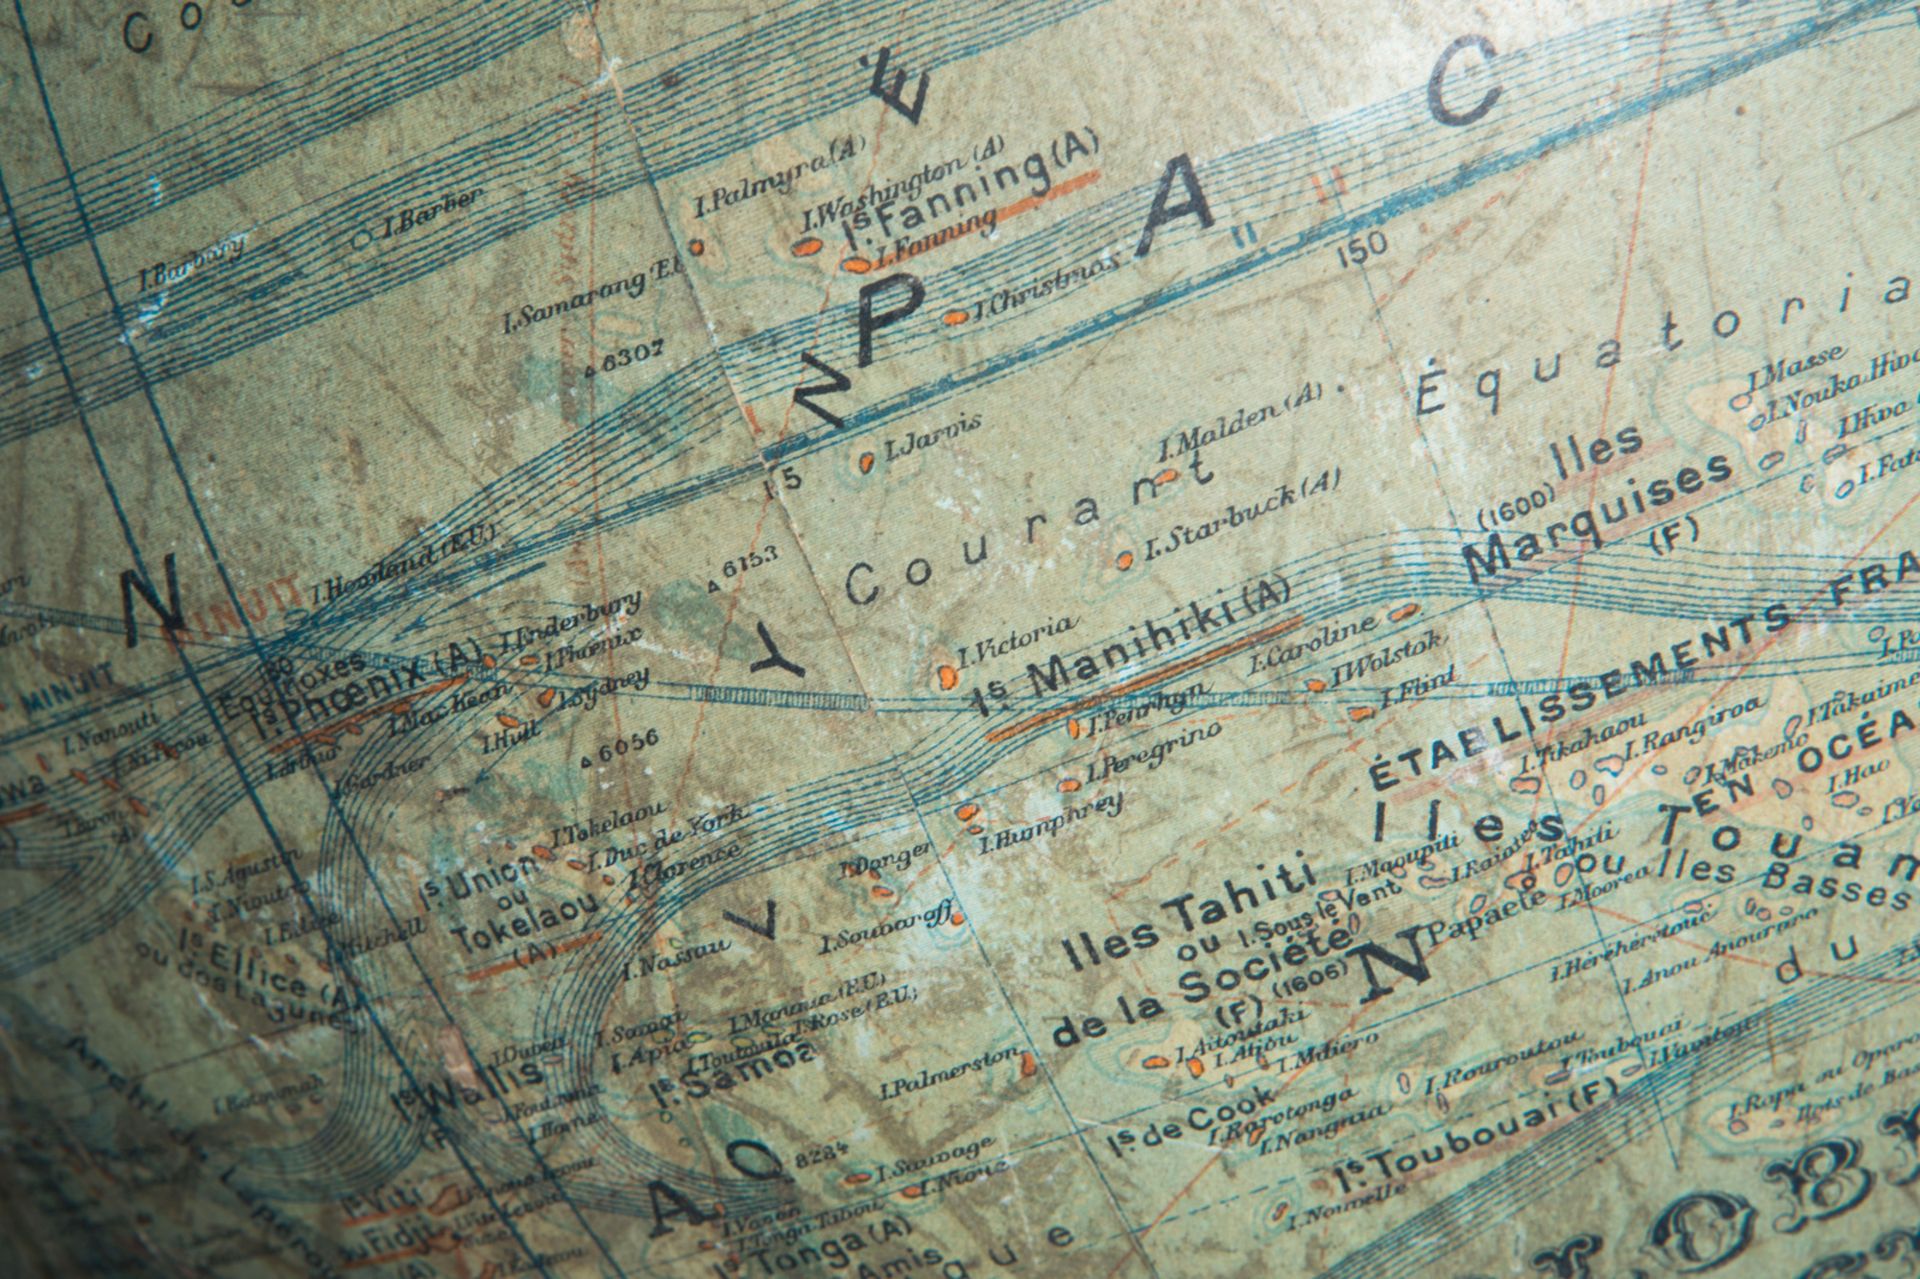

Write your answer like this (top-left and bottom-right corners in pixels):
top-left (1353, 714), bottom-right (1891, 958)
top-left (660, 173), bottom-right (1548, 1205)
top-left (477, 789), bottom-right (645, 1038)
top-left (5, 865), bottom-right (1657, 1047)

top-left (2, 0), bottom-right (1919, 1275)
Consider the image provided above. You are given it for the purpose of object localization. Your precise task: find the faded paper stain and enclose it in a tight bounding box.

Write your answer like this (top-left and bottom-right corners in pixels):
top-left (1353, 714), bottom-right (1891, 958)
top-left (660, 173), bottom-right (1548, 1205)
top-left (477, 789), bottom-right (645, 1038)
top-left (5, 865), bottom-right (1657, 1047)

top-left (1, 1), bottom-right (1918, 1276)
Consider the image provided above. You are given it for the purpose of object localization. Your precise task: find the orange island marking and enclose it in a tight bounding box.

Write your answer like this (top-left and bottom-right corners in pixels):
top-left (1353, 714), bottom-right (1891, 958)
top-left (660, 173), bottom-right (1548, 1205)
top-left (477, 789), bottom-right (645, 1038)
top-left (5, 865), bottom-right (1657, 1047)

top-left (0, 802), bottom-right (48, 827)
top-left (856, 169), bottom-right (1104, 275)
top-left (986, 613), bottom-right (1303, 745)
top-left (463, 929), bottom-right (603, 982)
top-left (998, 167), bottom-right (1101, 224)
top-left (268, 674), bottom-right (469, 753)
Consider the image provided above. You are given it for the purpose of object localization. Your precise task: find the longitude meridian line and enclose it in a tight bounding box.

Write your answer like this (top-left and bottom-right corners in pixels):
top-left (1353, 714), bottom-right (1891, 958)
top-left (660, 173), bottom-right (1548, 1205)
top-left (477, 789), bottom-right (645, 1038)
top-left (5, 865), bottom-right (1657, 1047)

top-left (4, 3), bottom-right (630, 1273)
top-left (1275, 0), bottom-right (1688, 1181)
top-left (1280, 7), bottom-right (1920, 1245)
top-left (555, 2), bottom-right (724, 1222)
top-left (1535, 0), bottom-right (1688, 1173)
top-left (578, 3), bottom-right (1170, 1270)
top-left (341, 0), bottom-right (933, 1244)
top-left (564, 0), bottom-right (806, 1213)
top-left (0, 0), bottom-right (1866, 1006)
top-left (558, 22), bottom-right (797, 1223)
top-left (0, 150), bottom-right (565, 1279)
top-left (1036, 12), bottom-right (1620, 1244)
top-left (15, 0), bottom-right (1873, 1252)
